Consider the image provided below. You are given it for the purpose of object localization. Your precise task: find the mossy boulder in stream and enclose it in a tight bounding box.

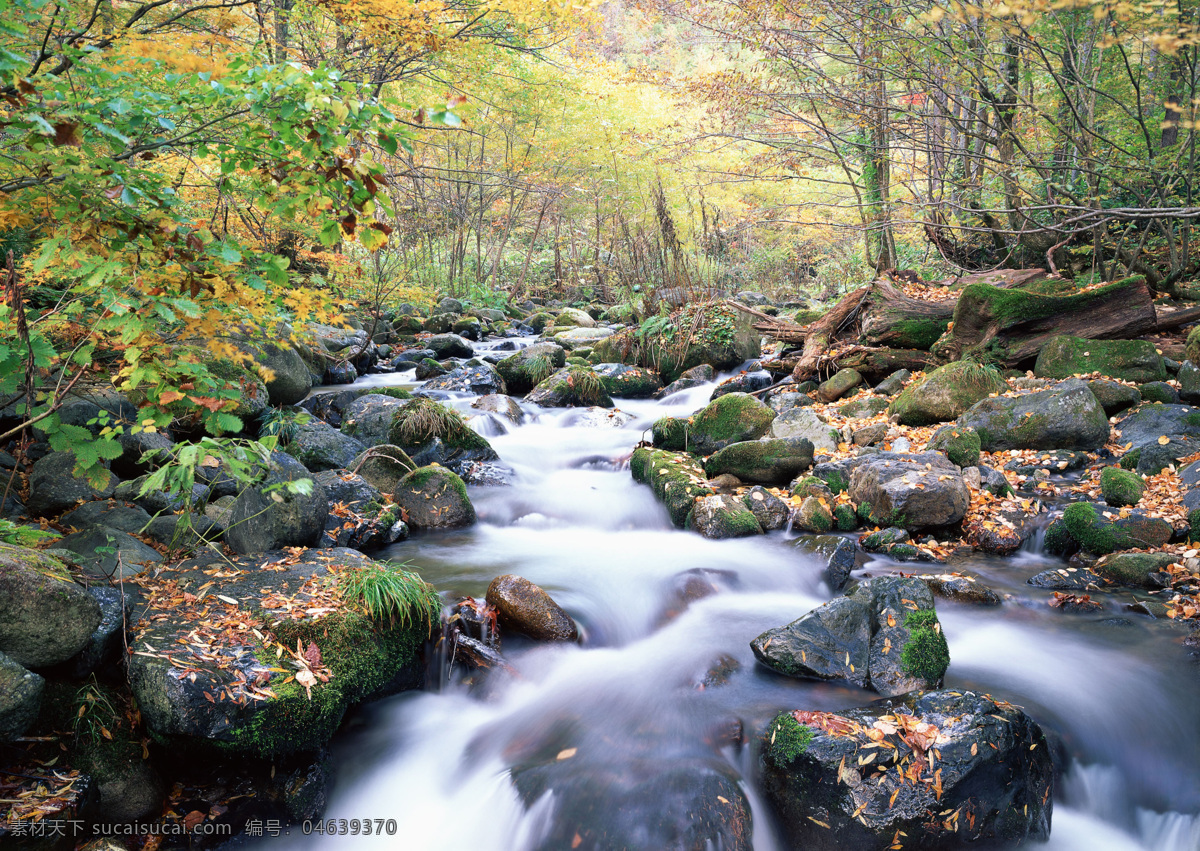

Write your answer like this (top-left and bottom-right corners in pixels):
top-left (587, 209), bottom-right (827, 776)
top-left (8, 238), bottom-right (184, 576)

top-left (1034, 335), bottom-right (1167, 383)
top-left (958, 378), bottom-right (1109, 451)
top-left (386, 396), bottom-right (499, 471)
top-left (688, 494), bottom-right (763, 539)
top-left (392, 465), bottom-right (476, 529)
top-left (225, 452), bottom-right (330, 554)
top-left (703, 437), bottom-right (814, 485)
top-left (1061, 502), bottom-right (1172, 554)
top-left (1100, 466), bottom-right (1145, 507)
top-left (631, 448), bottom-right (714, 528)
top-left (526, 367), bottom-right (614, 408)
top-left (925, 424), bottom-right (981, 467)
top-left (495, 342), bottom-right (567, 395)
top-left (0, 544), bottom-right (104, 669)
top-left (888, 361), bottom-right (1006, 426)
top-left (684, 393), bottom-right (776, 455)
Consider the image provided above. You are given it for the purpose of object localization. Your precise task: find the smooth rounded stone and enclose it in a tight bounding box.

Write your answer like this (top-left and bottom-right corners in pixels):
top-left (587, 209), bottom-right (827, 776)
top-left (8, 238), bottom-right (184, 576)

top-left (471, 394), bottom-right (525, 424)
top-left (1140, 380), bottom-right (1180, 404)
top-left (743, 486), bottom-right (791, 531)
top-left (452, 316), bottom-right (482, 341)
top-left (925, 423), bottom-right (981, 467)
top-left (711, 369), bottom-right (772, 399)
top-left (792, 496), bottom-right (833, 533)
top-left (436, 296), bottom-right (463, 314)
top-left (552, 326), bottom-right (615, 346)
top-left (415, 358), bottom-right (448, 380)
top-left (958, 378), bottom-right (1109, 451)
top-left (26, 451), bottom-right (119, 517)
top-left (654, 363), bottom-right (715, 398)
top-left (1061, 502), bottom-right (1173, 555)
top-left (92, 758), bottom-right (164, 823)
top-left (1087, 379), bottom-right (1142, 415)
top-left (849, 452), bottom-right (970, 530)
top-left (793, 534), bottom-right (857, 591)
top-left (250, 341), bottom-right (313, 405)
top-left (760, 690), bottom-right (1052, 851)
top-left (0, 650), bottom-right (42, 741)
top-left (416, 362), bottom-right (507, 397)
top-left (224, 452), bottom-right (329, 554)
top-left (393, 465), bottom-right (476, 529)
top-left (592, 362), bottom-right (663, 398)
top-left (485, 574), bottom-right (578, 642)
top-left (510, 755), bottom-right (752, 851)
top-left (817, 368), bottom-right (862, 402)
top-left (791, 475), bottom-right (834, 501)
top-left (874, 368), bottom-right (911, 396)
top-left (1028, 566), bottom-right (1103, 590)
top-left (1094, 551), bottom-right (1177, 588)
top-left (423, 313), bottom-right (456, 334)
top-left (735, 290), bottom-right (769, 305)
top-left (58, 525), bottom-right (163, 578)
top-left (751, 595), bottom-right (871, 686)
top-left (350, 446), bottom-right (417, 495)
top-left (860, 526), bottom-right (912, 553)
top-left (340, 394), bottom-right (414, 446)
top-left (284, 418), bottom-right (366, 472)
top-left (1034, 334), bottom-right (1167, 383)
top-left (681, 392), bottom-right (776, 455)
top-left (0, 544), bottom-right (101, 668)
top-left (920, 573), bottom-right (1003, 605)
top-left (889, 361), bottom-right (1007, 426)
top-left (571, 406), bottom-right (635, 428)
top-left (1100, 466), bottom-right (1145, 507)
top-left (426, 333), bottom-right (474, 359)
top-left (852, 422), bottom-right (888, 447)
top-left (495, 342), bottom-right (568, 395)
top-left (526, 367), bottom-right (614, 408)
top-left (113, 428), bottom-right (174, 478)
top-left (703, 437), bottom-right (814, 485)
top-left (688, 494), bottom-right (763, 539)
top-left (323, 361), bottom-right (358, 384)
top-left (770, 407), bottom-right (839, 453)
top-left (58, 586), bottom-right (129, 678)
top-left (313, 470), bottom-right (381, 511)
top-left (838, 394), bottom-right (889, 419)
top-left (767, 390), bottom-right (816, 413)
top-left (1179, 361), bottom-right (1200, 404)
top-left (61, 501), bottom-right (152, 534)
top-left (553, 306), bottom-right (596, 328)
top-left (391, 347), bottom-right (437, 366)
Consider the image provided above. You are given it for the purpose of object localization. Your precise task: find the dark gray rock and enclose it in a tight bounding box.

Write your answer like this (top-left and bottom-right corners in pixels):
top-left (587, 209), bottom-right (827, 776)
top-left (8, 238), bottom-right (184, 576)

top-left (59, 586), bottom-right (129, 678)
top-left (26, 451), bottom-right (118, 517)
top-left (284, 418), bottom-right (367, 471)
top-left (0, 650), bottom-right (43, 741)
top-left (0, 544), bottom-right (101, 668)
top-left (1028, 566), bottom-right (1103, 591)
top-left (313, 470), bottom-right (381, 510)
top-left (58, 525), bottom-right (163, 578)
top-left (751, 595), bottom-right (871, 686)
top-left (743, 485), bottom-right (791, 531)
top-left (1087, 379), bottom-right (1142, 415)
top-left (426, 333), bottom-right (474, 359)
top-left (393, 465), bottom-right (476, 529)
top-left (340, 393), bottom-right (413, 446)
top-left (793, 535), bottom-right (857, 591)
top-left (224, 452), bottom-right (329, 553)
top-left (61, 501), bottom-right (153, 534)
top-left (416, 362), bottom-right (507, 397)
top-left (958, 378), bottom-right (1109, 451)
top-left (848, 452), bottom-right (969, 530)
top-left (654, 363), bottom-right (715, 398)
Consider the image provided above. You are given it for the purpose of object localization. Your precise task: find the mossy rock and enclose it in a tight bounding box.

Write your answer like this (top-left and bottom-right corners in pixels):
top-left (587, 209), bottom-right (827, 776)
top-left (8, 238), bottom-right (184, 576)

top-left (1139, 381), bottom-right (1179, 404)
top-left (386, 397), bottom-right (498, 466)
top-left (651, 415), bottom-right (690, 450)
top-left (1034, 335), bottom-right (1167, 383)
top-left (1187, 325), bottom-right (1200, 364)
top-left (702, 438), bottom-right (814, 485)
top-left (592, 363), bottom-right (663, 398)
top-left (526, 367), bottom-right (614, 408)
top-left (393, 465), bottom-right (476, 528)
top-left (631, 447), bottom-right (714, 528)
top-left (925, 425), bottom-right (981, 467)
top-left (686, 393), bottom-right (776, 455)
top-left (1043, 518), bottom-right (1075, 556)
top-left (1099, 466), bottom-right (1145, 507)
top-left (792, 496), bottom-right (833, 533)
top-left (1086, 380), bottom-right (1142, 416)
top-left (688, 494), bottom-right (764, 538)
top-left (763, 712), bottom-right (814, 766)
top-left (958, 379), bottom-right (1109, 452)
top-left (495, 343), bottom-right (567, 395)
top-left (1094, 552), bottom-right (1176, 588)
top-left (1061, 502), bottom-right (1170, 554)
top-left (833, 503), bottom-right (859, 531)
top-left (791, 475), bottom-right (833, 501)
top-left (888, 361), bottom-right (1006, 426)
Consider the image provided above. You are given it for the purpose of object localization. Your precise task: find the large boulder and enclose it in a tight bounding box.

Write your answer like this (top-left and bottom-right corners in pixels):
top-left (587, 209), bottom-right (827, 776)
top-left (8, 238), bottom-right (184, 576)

top-left (678, 393), bottom-right (775, 455)
top-left (1034, 334), bottom-right (1167, 383)
top-left (392, 465), bottom-right (476, 529)
top-left (495, 343), bottom-right (567, 395)
top-left (416, 362), bottom-right (507, 397)
top-left (689, 494), bottom-right (764, 538)
top-left (752, 596), bottom-right (871, 688)
top-left (770, 407), bottom-right (839, 453)
top-left (526, 367), bottom-right (614, 408)
top-left (888, 361), bottom-right (1007, 426)
top-left (631, 448), bottom-right (715, 528)
top-left (793, 535), bottom-right (858, 591)
top-left (760, 690), bottom-right (1052, 851)
top-left (743, 485), bottom-right (791, 531)
top-left (485, 575), bottom-right (578, 642)
top-left (426, 333), bottom-right (474, 359)
top-left (26, 451), bottom-right (118, 517)
top-left (655, 363), bottom-right (715, 398)
top-left (848, 452), bottom-right (970, 530)
top-left (247, 340), bottom-right (313, 405)
top-left (284, 418), bottom-right (366, 472)
top-left (957, 379), bottom-right (1109, 451)
top-left (703, 438), bottom-right (814, 485)
top-left (0, 544), bottom-right (101, 668)
top-left (592, 363), bottom-right (663, 398)
top-left (340, 393), bottom-right (414, 446)
top-left (1114, 403), bottom-right (1200, 475)
top-left (224, 452), bottom-right (329, 553)
top-left (386, 396), bottom-right (500, 472)
top-left (552, 327), bottom-right (615, 346)
top-left (0, 650), bottom-right (43, 741)
top-left (58, 525), bottom-right (163, 579)
top-left (1060, 502), bottom-right (1172, 555)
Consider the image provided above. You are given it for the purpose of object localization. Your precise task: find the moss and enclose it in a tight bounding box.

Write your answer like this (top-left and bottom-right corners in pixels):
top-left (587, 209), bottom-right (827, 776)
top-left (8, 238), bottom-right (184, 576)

top-left (1119, 448), bottom-right (1142, 470)
top-left (1100, 466), bottom-right (1145, 507)
top-left (1139, 382), bottom-right (1177, 404)
top-left (900, 609), bottom-right (950, 683)
top-left (706, 502), bottom-right (766, 537)
top-left (833, 503), bottom-right (859, 531)
top-left (690, 393), bottom-right (774, 451)
top-left (1034, 333), bottom-right (1166, 382)
top-left (888, 318), bottom-right (951, 351)
top-left (888, 543), bottom-right (921, 561)
top-left (1185, 411), bottom-right (1200, 428)
top-left (791, 476), bottom-right (831, 499)
top-left (388, 396), bottom-right (491, 455)
top-left (1043, 519), bottom-right (1074, 556)
top-left (631, 448), bottom-right (715, 528)
top-left (964, 276), bottom-right (1144, 327)
top-left (1062, 502), bottom-right (1129, 555)
top-left (371, 387), bottom-right (413, 400)
top-left (926, 426), bottom-right (981, 467)
top-left (765, 712), bottom-right (814, 764)
top-left (1189, 508), bottom-right (1200, 543)
top-left (403, 463), bottom-right (470, 503)
top-left (888, 360), bottom-right (1006, 426)
top-left (820, 469), bottom-right (850, 495)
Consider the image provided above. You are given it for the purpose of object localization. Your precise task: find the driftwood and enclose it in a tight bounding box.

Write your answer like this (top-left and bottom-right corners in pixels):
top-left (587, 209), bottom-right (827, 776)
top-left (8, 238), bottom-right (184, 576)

top-left (935, 276), bottom-right (1159, 365)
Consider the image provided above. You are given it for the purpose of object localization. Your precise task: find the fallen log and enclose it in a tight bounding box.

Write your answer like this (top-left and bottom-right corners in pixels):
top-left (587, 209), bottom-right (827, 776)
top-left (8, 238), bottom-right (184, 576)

top-left (933, 275), bottom-right (1158, 365)
top-left (765, 347), bottom-right (934, 381)
top-left (858, 279), bottom-right (955, 350)
top-left (791, 287), bottom-right (869, 381)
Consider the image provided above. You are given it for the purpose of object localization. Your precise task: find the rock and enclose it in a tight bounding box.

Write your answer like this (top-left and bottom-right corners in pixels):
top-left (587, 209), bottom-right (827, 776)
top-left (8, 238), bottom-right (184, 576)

top-left (592, 363), bottom-right (662, 398)
top-left (392, 465), bottom-right (476, 529)
top-left (58, 525), bottom-right (163, 578)
top-left (127, 548), bottom-right (431, 757)
top-left (340, 393), bottom-right (414, 446)
top-left (817, 368), bottom-right (863, 402)
top-left (387, 396), bottom-right (500, 473)
top-left (681, 392), bottom-right (775, 455)
top-left (472, 393), bottom-right (525, 424)
top-left (349, 445), bottom-right (415, 495)
top-left (793, 535), bottom-right (857, 591)
top-left (874, 369), bottom-right (911, 396)
top-left (889, 361), bottom-right (1006, 426)
top-left (417, 362), bottom-right (507, 397)
top-left (1035, 334), bottom-right (1167, 382)
top-left (0, 650), bottom-right (43, 741)
top-left (554, 306), bottom-right (596, 328)
top-left (743, 486), bottom-right (791, 531)
top-left (0, 544), bottom-right (101, 668)
top-left (848, 452), bottom-right (970, 530)
top-left (1028, 566), bottom-right (1103, 590)
top-left (847, 578), bottom-right (947, 697)
top-left (526, 367), bottom-right (614, 408)
top-left (553, 327), bottom-right (615, 346)
top-left (710, 369), bottom-right (773, 399)
top-left (426, 333), bottom-right (474, 359)
top-left (571, 406), bottom-right (634, 428)
top-left (248, 341), bottom-right (313, 406)
top-left (703, 438), bottom-right (814, 485)
top-left (452, 316), bottom-right (482, 341)
top-left (436, 296), bottom-right (463, 314)
top-left (655, 363), bottom-right (715, 398)
top-left (1100, 466), bottom-right (1145, 507)
top-left (113, 428), bottom-right (174, 479)
top-left (1094, 551), bottom-right (1177, 588)
top-left (423, 313), bottom-right (455, 334)
top-left (225, 452), bottom-right (329, 553)
top-left (284, 418), bottom-right (366, 472)
top-left (61, 501), bottom-right (152, 534)
top-left (1061, 502), bottom-right (1173, 554)
top-left (838, 395), bottom-right (889, 419)
top-left (793, 496), bottom-right (834, 533)
top-left (958, 378), bottom-right (1109, 451)
top-left (770, 407), bottom-right (839, 453)
top-left (760, 690), bottom-right (1052, 851)
top-left (860, 526), bottom-right (912, 553)
top-left (26, 451), bottom-right (118, 517)
top-left (768, 390), bottom-right (817, 413)
top-left (415, 358), bottom-right (447, 380)
top-left (852, 423), bottom-right (888, 446)
top-left (313, 470), bottom-right (381, 510)
top-left (59, 586), bottom-right (129, 678)
top-left (924, 424), bottom-right (981, 467)
top-left (1140, 380), bottom-right (1180, 404)
top-left (920, 573), bottom-right (1003, 605)
top-left (631, 448), bottom-right (715, 528)
top-left (495, 343), bottom-right (568, 394)
top-left (1087, 379), bottom-right (1142, 415)
top-left (751, 595), bottom-right (872, 687)
top-left (689, 494), bottom-right (763, 538)
top-left (511, 755), bottom-right (751, 851)
top-left (1115, 402), bottom-right (1200, 453)
top-left (323, 361), bottom-right (358, 384)
top-left (485, 575), bottom-right (578, 642)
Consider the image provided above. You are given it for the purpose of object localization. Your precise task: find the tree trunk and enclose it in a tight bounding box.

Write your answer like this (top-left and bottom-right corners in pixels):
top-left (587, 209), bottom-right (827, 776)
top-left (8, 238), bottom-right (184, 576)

top-left (857, 279), bottom-right (955, 350)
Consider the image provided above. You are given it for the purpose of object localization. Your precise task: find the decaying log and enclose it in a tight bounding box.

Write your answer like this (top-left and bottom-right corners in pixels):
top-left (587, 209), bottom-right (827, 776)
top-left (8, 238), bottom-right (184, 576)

top-left (935, 276), bottom-right (1158, 365)
top-left (764, 347), bottom-right (933, 381)
top-left (1154, 304), bottom-right (1200, 333)
top-left (858, 279), bottom-right (955, 349)
top-left (791, 288), bottom-right (869, 381)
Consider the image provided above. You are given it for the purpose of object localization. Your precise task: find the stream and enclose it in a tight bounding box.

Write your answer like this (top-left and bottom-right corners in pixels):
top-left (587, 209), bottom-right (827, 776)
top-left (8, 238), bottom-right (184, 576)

top-left (267, 352), bottom-right (1200, 851)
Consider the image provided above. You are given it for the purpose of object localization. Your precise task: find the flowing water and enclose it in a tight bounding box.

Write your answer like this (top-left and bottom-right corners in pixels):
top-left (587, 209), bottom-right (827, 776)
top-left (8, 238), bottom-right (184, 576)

top-left (270, 358), bottom-right (1200, 851)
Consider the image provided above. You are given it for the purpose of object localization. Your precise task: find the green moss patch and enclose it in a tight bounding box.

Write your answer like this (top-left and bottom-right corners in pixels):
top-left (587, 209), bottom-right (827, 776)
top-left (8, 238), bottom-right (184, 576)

top-left (765, 712), bottom-right (814, 764)
top-left (899, 609), bottom-right (950, 683)
top-left (1099, 466), bottom-right (1145, 507)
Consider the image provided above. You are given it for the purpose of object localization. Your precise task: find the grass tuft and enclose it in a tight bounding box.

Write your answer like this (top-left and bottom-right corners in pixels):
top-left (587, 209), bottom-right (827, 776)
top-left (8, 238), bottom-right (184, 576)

top-left (390, 396), bottom-right (475, 446)
top-left (333, 561), bottom-right (441, 630)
